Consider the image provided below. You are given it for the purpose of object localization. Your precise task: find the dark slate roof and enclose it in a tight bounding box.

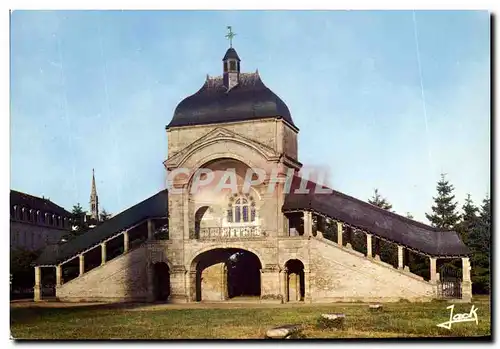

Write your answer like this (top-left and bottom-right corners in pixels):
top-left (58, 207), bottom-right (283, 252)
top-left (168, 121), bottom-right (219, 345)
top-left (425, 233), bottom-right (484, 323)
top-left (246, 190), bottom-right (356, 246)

top-left (223, 48), bottom-right (240, 61)
top-left (283, 176), bottom-right (470, 257)
top-left (10, 190), bottom-right (71, 217)
top-left (34, 189), bottom-right (168, 266)
top-left (166, 72), bottom-right (297, 129)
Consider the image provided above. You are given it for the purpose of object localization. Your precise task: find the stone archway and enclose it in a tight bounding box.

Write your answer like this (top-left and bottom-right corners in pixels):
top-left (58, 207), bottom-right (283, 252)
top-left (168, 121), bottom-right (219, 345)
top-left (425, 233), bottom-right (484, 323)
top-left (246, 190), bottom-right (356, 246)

top-left (194, 206), bottom-right (210, 239)
top-left (190, 248), bottom-right (263, 302)
top-left (153, 262), bottom-right (170, 302)
top-left (285, 259), bottom-right (305, 302)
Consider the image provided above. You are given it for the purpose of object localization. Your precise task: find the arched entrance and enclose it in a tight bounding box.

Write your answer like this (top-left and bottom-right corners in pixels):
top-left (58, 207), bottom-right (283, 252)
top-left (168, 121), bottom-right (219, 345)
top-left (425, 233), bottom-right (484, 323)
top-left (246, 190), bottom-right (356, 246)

top-left (153, 262), bottom-right (170, 302)
top-left (285, 259), bottom-right (305, 302)
top-left (190, 248), bottom-right (262, 302)
top-left (194, 206), bottom-right (210, 239)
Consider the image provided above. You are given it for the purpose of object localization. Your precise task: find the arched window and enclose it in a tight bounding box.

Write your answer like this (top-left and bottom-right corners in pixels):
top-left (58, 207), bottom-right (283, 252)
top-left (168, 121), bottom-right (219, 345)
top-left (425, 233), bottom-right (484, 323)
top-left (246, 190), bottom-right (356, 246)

top-left (229, 60), bottom-right (236, 71)
top-left (227, 194), bottom-right (256, 224)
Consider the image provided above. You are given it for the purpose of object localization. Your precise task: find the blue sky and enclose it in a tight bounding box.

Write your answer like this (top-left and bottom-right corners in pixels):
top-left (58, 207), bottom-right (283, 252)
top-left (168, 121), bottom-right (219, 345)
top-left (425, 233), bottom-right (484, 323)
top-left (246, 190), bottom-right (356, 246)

top-left (10, 10), bottom-right (490, 222)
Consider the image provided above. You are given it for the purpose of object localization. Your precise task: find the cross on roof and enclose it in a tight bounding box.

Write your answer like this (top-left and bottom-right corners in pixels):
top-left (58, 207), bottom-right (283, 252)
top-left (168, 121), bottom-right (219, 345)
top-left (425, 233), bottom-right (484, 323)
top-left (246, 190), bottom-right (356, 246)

top-left (225, 26), bottom-right (236, 48)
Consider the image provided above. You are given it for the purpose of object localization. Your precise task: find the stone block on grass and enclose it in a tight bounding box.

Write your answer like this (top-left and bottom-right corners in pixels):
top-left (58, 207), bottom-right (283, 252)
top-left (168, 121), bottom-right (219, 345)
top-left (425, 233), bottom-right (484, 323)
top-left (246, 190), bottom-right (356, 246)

top-left (369, 304), bottom-right (383, 311)
top-left (265, 324), bottom-right (304, 339)
top-left (317, 313), bottom-right (345, 330)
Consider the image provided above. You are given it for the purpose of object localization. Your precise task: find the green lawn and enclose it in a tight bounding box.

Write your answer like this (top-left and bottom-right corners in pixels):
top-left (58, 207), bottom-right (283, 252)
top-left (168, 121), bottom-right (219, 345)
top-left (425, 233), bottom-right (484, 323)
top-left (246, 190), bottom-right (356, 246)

top-left (10, 296), bottom-right (491, 339)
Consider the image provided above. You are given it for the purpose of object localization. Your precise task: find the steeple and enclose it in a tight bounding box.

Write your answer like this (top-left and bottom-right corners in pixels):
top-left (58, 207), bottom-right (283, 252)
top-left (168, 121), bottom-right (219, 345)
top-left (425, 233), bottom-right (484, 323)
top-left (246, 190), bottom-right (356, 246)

top-left (223, 26), bottom-right (240, 91)
top-left (90, 169), bottom-right (99, 221)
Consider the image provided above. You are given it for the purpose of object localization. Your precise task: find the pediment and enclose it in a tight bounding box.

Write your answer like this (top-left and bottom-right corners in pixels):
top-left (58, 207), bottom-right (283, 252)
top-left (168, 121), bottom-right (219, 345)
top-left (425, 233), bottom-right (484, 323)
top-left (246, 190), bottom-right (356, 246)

top-left (165, 127), bottom-right (279, 169)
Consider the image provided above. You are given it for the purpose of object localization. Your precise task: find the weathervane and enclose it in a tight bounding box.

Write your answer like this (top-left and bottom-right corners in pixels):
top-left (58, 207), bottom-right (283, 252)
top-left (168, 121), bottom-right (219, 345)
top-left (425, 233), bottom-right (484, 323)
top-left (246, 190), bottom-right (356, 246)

top-left (225, 26), bottom-right (236, 48)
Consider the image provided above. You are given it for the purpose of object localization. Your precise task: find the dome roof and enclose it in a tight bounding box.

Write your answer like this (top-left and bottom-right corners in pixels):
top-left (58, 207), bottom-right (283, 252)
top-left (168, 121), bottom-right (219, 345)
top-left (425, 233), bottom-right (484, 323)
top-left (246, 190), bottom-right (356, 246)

top-left (166, 72), bottom-right (296, 129)
top-left (222, 47), bottom-right (241, 61)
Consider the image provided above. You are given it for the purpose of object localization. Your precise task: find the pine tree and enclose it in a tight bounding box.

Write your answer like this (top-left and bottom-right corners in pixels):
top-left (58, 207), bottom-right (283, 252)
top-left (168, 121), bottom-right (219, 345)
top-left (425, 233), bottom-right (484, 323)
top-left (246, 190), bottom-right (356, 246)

top-left (467, 194), bottom-right (491, 294)
top-left (425, 174), bottom-right (460, 230)
top-left (457, 194), bottom-right (479, 245)
top-left (368, 189), bottom-right (393, 211)
top-left (71, 203), bottom-right (85, 230)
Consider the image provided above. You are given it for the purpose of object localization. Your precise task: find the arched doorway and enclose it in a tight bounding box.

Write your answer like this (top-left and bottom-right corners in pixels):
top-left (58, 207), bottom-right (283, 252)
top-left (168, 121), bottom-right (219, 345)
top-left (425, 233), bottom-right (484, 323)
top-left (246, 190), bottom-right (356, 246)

top-left (227, 251), bottom-right (261, 298)
top-left (194, 206), bottom-right (210, 239)
top-left (153, 262), bottom-right (170, 302)
top-left (285, 259), bottom-right (305, 302)
top-left (190, 248), bottom-right (262, 302)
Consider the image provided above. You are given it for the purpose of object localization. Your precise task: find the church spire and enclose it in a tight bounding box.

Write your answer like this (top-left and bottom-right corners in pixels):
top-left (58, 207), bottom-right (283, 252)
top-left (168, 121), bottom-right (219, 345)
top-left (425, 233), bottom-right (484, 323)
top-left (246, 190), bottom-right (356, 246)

top-left (222, 26), bottom-right (240, 91)
top-left (90, 169), bottom-right (99, 221)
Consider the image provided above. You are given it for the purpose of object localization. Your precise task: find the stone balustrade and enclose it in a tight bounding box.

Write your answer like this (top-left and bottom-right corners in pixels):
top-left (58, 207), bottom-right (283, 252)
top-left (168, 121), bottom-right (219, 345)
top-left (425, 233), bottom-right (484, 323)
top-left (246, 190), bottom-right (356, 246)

top-left (195, 226), bottom-right (263, 240)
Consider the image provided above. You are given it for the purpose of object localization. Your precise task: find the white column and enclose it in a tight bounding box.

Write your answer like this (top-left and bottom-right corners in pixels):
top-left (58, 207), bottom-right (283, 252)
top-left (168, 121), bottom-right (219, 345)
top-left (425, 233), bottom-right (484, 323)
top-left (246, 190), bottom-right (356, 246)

top-left (336, 221), bottom-right (343, 246)
top-left (462, 257), bottom-right (472, 302)
top-left (101, 243), bottom-right (107, 265)
top-left (398, 245), bottom-right (404, 269)
top-left (79, 254), bottom-right (85, 276)
top-left (462, 257), bottom-right (471, 282)
top-left (281, 268), bottom-right (288, 303)
top-left (123, 231), bottom-right (129, 253)
top-left (303, 211), bottom-right (312, 237)
top-left (34, 266), bottom-right (41, 302)
top-left (56, 265), bottom-right (62, 286)
top-left (366, 233), bottom-right (373, 258)
top-left (429, 257), bottom-right (437, 283)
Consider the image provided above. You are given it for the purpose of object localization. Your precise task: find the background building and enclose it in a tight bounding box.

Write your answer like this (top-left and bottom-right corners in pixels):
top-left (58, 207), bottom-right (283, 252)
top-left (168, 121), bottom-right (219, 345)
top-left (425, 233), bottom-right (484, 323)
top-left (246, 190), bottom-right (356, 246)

top-left (10, 190), bottom-right (73, 251)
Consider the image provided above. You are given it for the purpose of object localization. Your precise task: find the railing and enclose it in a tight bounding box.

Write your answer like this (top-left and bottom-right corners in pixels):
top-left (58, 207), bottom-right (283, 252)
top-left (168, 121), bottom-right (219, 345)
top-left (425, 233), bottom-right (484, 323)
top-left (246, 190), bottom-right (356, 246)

top-left (195, 226), bottom-right (263, 240)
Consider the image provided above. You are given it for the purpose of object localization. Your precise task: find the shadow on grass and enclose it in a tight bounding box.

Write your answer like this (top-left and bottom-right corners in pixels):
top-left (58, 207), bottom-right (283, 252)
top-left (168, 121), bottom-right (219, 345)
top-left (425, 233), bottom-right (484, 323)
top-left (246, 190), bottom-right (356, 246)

top-left (10, 301), bottom-right (165, 325)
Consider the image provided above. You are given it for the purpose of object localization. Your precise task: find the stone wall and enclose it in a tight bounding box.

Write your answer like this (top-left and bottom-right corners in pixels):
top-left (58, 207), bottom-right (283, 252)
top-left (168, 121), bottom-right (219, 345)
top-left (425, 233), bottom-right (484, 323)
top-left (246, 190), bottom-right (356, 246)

top-left (201, 262), bottom-right (226, 301)
top-left (56, 246), bottom-right (150, 302)
top-left (167, 119), bottom-right (298, 161)
top-left (308, 237), bottom-right (436, 302)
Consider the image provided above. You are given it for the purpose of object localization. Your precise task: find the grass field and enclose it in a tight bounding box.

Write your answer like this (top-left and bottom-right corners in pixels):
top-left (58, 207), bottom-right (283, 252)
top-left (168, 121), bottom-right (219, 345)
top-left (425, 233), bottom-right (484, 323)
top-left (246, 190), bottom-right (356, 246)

top-left (10, 296), bottom-right (491, 340)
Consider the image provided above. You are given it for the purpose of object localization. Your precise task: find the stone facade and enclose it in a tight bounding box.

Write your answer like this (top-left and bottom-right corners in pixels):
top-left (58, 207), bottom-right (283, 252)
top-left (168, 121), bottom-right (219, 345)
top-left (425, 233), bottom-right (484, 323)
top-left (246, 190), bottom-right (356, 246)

top-left (46, 41), bottom-right (472, 304)
top-left (55, 235), bottom-right (438, 303)
top-left (51, 114), bottom-right (459, 303)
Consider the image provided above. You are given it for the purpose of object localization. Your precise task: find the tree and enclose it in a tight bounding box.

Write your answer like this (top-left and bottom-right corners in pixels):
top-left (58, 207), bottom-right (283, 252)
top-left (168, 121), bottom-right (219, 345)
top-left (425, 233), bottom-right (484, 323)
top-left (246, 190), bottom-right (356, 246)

top-left (406, 212), bottom-right (414, 220)
top-left (425, 174), bottom-right (460, 230)
top-left (10, 248), bottom-right (41, 296)
top-left (457, 194), bottom-right (479, 245)
top-left (71, 203), bottom-right (86, 232)
top-left (100, 208), bottom-right (112, 221)
top-left (368, 189), bottom-right (393, 211)
top-left (466, 194), bottom-right (491, 294)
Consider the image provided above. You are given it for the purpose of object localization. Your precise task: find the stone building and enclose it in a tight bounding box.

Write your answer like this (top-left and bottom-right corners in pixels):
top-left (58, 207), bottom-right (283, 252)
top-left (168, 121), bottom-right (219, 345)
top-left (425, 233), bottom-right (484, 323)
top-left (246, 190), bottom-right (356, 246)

top-left (10, 190), bottom-right (73, 251)
top-left (33, 42), bottom-right (472, 303)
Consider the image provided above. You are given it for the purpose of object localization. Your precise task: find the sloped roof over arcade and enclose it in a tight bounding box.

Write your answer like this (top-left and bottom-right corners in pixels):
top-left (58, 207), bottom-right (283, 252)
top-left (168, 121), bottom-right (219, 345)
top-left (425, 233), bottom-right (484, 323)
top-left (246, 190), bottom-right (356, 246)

top-left (283, 176), bottom-right (470, 257)
top-left (35, 189), bottom-right (168, 266)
